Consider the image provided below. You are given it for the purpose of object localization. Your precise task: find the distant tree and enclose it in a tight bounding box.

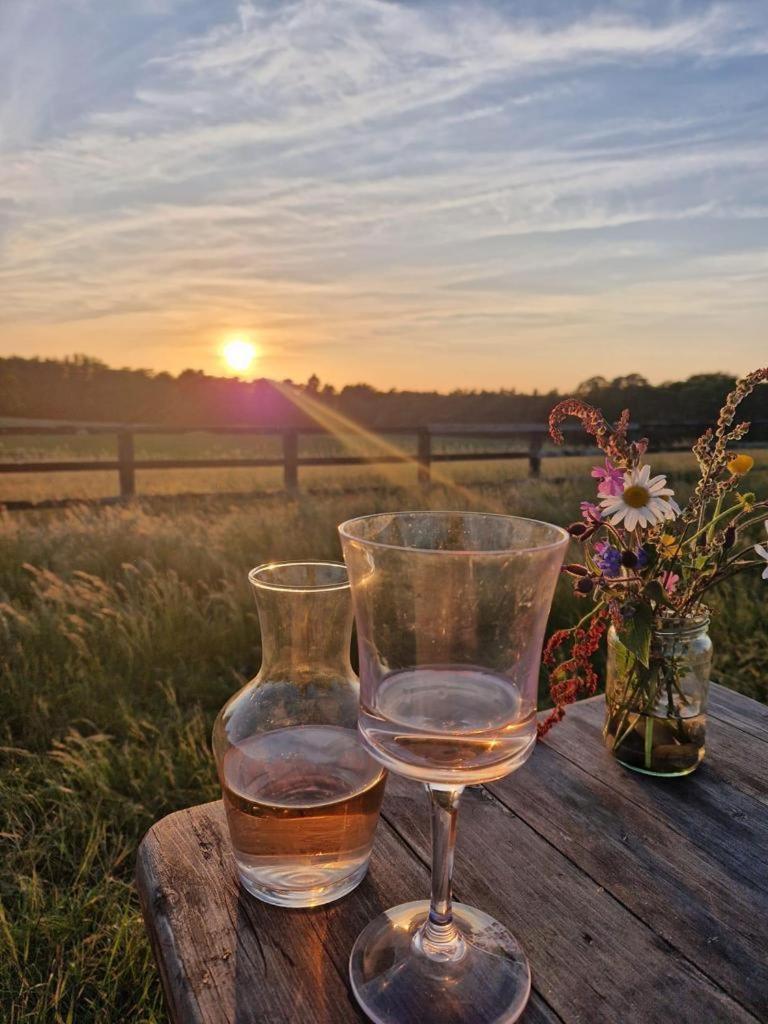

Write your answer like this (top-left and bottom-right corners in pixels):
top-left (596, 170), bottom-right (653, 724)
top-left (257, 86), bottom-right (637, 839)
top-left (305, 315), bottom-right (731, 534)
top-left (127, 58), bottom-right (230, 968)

top-left (576, 376), bottom-right (609, 394)
top-left (0, 356), bottom-right (764, 438)
top-left (612, 373), bottom-right (650, 390)
top-left (68, 353), bottom-right (107, 369)
top-left (686, 373), bottom-right (735, 385)
top-left (340, 384), bottom-right (377, 400)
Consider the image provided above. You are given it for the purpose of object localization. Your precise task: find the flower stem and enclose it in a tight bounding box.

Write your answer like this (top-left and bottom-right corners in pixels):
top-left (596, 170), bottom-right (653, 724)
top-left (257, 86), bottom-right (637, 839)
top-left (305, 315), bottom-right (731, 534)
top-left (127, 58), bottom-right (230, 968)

top-left (573, 600), bottom-right (605, 632)
top-left (685, 501), bottom-right (740, 548)
top-left (706, 494), bottom-right (724, 545)
top-left (644, 715), bottom-right (654, 770)
top-left (733, 505), bottom-right (768, 531)
top-left (612, 708), bottom-right (637, 751)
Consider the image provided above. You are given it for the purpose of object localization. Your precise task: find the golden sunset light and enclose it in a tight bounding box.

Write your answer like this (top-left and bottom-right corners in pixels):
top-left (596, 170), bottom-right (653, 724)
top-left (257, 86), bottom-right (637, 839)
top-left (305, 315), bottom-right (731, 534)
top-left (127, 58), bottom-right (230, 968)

top-left (222, 338), bottom-right (258, 375)
top-left (1, 6), bottom-right (767, 1022)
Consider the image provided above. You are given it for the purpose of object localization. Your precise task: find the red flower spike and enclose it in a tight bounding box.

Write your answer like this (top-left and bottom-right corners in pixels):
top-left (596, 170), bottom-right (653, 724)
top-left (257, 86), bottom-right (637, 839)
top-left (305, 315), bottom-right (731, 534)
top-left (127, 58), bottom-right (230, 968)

top-left (548, 399), bottom-right (633, 463)
top-left (538, 609), bottom-right (609, 739)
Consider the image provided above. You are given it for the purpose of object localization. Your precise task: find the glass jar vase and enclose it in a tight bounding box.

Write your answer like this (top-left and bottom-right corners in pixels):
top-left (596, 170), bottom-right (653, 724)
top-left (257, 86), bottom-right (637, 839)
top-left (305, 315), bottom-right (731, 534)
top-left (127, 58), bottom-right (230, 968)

top-left (212, 562), bottom-right (386, 907)
top-left (603, 612), bottom-right (712, 777)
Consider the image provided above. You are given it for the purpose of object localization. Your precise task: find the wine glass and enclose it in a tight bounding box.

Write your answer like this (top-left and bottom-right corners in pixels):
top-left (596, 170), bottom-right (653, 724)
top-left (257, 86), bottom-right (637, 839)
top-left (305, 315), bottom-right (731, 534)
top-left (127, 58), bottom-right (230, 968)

top-left (339, 511), bottom-right (568, 1024)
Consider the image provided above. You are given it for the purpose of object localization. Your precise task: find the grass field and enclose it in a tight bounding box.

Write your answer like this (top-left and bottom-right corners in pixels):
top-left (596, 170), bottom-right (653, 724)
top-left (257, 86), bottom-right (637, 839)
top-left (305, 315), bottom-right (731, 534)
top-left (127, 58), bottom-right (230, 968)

top-left (1, 466), bottom-right (766, 1022)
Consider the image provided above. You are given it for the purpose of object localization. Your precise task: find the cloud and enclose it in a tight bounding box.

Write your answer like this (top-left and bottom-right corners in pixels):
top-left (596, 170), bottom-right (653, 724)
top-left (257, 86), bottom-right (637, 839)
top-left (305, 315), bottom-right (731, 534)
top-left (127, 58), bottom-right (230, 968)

top-left (0, 0), bottom-right (767, 388)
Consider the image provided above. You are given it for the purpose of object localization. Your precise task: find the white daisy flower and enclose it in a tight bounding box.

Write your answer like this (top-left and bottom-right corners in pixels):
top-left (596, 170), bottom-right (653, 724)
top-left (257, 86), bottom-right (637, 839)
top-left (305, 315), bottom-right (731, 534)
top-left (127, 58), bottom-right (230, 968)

top-left (755, 521), bottom-right (768, 581)
top-left (600, 464), bottom-right (680, 532)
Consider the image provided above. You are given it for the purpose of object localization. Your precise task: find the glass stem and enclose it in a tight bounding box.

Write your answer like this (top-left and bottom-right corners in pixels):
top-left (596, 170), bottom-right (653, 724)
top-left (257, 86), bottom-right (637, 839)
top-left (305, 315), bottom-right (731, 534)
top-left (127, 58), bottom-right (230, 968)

top-left (417, 784), bottom-right (466, 961)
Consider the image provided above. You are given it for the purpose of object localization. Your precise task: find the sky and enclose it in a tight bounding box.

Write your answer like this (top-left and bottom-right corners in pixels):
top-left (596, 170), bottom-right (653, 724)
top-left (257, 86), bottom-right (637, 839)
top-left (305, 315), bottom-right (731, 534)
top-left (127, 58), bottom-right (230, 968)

top-left (0, 0), bottom-right (767, 393)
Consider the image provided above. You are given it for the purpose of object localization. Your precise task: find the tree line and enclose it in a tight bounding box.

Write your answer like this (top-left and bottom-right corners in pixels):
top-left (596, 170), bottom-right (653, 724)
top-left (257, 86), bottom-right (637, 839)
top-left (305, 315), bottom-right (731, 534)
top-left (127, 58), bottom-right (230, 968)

top-left (0, 355), bottom-right (765, 436)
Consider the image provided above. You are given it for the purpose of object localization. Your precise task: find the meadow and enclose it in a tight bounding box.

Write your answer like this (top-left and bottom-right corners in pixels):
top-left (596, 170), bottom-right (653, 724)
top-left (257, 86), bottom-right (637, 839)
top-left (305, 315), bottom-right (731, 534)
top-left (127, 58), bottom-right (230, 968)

top-left (1, 461), bottom-right (766, 1022)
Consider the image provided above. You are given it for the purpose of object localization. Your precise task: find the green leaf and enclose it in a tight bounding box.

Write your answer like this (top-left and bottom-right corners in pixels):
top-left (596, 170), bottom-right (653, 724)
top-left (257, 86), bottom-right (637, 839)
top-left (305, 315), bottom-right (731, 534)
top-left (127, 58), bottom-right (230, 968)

top-left (643, 543), bottom-right (659, 567)
top-left (618, 601), bottom-right (653, 668)
top-left (644, 579), bottom-right (673, 610)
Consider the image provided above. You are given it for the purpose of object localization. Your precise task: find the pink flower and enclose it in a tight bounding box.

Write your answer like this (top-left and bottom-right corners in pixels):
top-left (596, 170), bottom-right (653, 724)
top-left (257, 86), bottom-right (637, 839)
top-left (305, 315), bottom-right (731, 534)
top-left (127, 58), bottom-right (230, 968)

top-left (591, 458), bottom-right (625, 497)
top-left (580, 500), bottom-right (602, 523)
top-left (661, 571), bottom-right (680, 594)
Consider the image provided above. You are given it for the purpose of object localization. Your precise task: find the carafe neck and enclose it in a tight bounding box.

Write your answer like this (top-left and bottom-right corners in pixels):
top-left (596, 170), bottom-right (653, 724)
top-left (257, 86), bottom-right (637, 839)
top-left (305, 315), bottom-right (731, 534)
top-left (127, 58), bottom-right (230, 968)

top-left (254, 582), bottom-right (354, 683)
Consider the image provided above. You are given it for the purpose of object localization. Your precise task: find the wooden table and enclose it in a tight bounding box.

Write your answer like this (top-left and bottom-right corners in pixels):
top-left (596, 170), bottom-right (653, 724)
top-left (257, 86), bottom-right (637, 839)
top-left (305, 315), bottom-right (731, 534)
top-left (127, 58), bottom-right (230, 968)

top-left (136, 684), bottom-right (768, 1023)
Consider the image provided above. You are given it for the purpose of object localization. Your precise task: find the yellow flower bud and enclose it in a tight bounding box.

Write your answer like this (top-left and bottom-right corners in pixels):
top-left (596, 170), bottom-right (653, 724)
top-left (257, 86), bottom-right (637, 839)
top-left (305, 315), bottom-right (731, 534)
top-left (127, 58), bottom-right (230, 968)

top-left (727, 453), bottom-right (754, 475)
top-left (659, 533), bottom-right (682, 556)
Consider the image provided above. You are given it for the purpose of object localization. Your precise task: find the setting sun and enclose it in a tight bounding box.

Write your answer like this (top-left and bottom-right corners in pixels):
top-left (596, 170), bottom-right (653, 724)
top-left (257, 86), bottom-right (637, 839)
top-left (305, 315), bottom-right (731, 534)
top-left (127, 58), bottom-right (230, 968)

top-left (222, 338), bottom-right (258, 374)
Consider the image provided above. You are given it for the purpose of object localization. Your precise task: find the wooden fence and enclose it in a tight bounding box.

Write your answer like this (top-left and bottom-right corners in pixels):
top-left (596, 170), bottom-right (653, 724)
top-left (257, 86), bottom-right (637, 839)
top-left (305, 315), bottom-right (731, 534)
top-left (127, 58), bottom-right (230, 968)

top-left (0, 419), bottom-right (765, 507)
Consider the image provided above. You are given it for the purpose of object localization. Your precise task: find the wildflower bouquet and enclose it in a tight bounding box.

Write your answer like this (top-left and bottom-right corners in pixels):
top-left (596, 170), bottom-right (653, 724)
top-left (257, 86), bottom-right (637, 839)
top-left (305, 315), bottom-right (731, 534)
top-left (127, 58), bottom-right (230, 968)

top-left (540, 368), bottom-right (768, 776)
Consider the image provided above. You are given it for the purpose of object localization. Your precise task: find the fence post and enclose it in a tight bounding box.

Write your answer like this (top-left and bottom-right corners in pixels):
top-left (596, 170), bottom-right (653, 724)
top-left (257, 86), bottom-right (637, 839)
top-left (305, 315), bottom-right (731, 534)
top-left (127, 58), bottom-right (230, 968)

top-left (283, 430), bottom-right (299, 492)
top-left (117, 431), bottom-right (136, 498)
top-left (417, 427), bottom-right (431, 486)
top-left (528, 433), bottom-right (543, 478)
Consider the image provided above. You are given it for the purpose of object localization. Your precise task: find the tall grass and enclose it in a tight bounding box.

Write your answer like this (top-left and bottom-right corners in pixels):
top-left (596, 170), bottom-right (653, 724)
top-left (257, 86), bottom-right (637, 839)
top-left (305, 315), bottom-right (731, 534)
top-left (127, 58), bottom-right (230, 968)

top-left (1, 479), bottom-right (765, 1021)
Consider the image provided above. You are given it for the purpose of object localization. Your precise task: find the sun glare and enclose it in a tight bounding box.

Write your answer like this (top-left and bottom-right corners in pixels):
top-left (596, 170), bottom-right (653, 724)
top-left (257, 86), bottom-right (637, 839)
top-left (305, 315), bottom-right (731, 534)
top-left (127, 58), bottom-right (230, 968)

top-left (222, 338), bottom-right (257, 374)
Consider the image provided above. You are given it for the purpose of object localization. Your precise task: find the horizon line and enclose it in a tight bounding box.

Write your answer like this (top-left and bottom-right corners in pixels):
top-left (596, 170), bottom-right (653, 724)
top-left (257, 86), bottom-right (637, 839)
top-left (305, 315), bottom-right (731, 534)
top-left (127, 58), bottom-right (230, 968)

top-left (0, 351), bottom-right (743, 399)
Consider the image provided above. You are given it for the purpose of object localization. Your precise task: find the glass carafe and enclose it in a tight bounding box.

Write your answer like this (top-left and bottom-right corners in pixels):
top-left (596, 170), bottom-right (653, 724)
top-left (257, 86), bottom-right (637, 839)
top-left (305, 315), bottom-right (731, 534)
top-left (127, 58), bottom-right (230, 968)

top-left (212, 561), bottom-right (386, 907)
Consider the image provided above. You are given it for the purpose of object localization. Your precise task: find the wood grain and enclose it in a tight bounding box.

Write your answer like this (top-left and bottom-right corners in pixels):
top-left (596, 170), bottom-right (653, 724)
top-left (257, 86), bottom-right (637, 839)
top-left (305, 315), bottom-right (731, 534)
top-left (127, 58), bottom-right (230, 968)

top-left (137, 683), bottom-right (768, 1023)
top-left (542, 695), bottom-right (768, 895)
top-left (708, 682), bottom-right (768, 744)
top-left (137, 799), bottom-right (560, 1023)
top-left (381, 774), bottom-right (761, 1024)
top-left (488, 742), bottom-right (768, 1016)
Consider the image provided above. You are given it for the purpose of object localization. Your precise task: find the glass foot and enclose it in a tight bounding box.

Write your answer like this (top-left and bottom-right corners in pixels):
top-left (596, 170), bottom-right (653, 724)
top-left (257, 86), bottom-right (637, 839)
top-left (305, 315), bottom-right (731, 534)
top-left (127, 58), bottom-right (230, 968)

top-left (349, 900), bottom-right (531, 1024)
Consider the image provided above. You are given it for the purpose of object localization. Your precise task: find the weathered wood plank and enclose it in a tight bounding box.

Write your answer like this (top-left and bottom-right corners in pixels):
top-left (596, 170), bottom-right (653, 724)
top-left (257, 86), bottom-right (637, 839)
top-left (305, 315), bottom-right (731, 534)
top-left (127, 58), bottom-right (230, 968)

top-left (137, 801), bottom-right (364, 1024)
top-left (137, 685), bottom-right (768, 1024)
top-left (488, 740), bottom-right (768, 1018)
top-left (543, 696), bottom-right (768, 891)
top-left (137, 799), bottom-right (561, 1024)
top-left (566, 696), bottom-right (768, 807)
top-left (549, 685), bottom-right (768, 795)
top-left (381, 774), bottom-right (760, 1024)
top-left (703, 715), bottom-right (768, 806)
top-left (708, 682), bottom-right (768, 745)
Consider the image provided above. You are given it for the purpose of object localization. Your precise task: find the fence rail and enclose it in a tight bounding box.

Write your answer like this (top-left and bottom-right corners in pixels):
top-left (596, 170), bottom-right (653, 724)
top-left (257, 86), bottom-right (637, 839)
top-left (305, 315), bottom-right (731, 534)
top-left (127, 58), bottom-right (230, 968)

top-left (1, 419), bottom-right (766, 507)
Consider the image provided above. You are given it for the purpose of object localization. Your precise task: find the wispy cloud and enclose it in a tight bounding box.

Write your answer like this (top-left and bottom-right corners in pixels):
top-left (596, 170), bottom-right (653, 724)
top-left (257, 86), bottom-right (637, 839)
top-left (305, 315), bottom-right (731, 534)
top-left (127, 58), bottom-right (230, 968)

top-left (0, 0), bottom-right (766, 389)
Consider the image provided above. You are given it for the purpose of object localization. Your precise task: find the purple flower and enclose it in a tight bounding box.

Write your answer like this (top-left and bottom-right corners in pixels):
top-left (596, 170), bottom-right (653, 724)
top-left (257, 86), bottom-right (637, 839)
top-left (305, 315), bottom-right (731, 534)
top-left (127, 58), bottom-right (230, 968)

top-left (636, 547), bottom-right (649, 569)
top-left (591, 458), bottom-right (625, 498)
top-left (580, 501), bottom-right (603, 523)
top-left (594, 540), bottom-right (622, 576)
